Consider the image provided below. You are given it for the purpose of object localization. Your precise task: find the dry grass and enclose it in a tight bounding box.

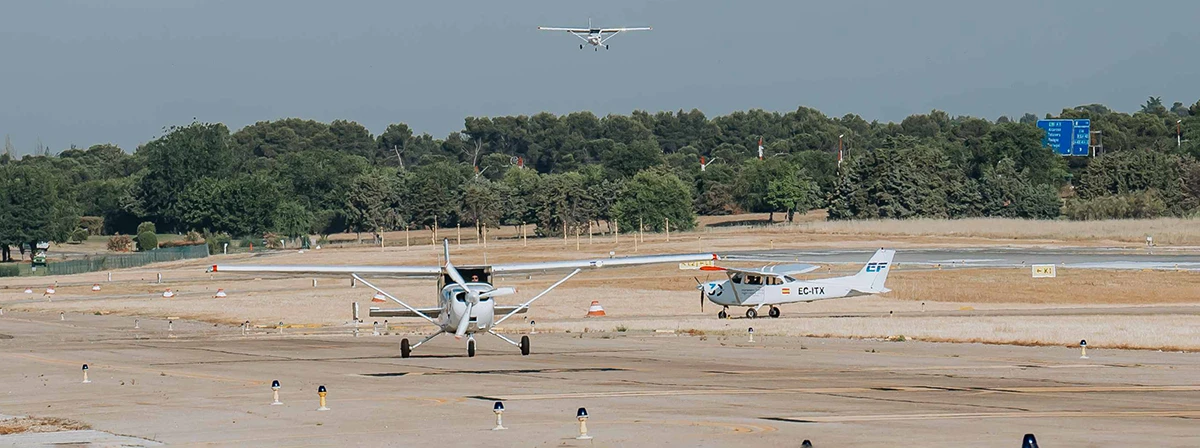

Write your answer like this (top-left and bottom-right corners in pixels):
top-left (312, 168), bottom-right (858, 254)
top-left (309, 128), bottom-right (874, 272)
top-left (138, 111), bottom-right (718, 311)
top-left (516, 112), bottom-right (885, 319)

top-left (885, 268), bottom-right (1200, 304)
top-left (771, 216), bottom-right (1200, 246)
top-left (0, 416), bottom-right (91, 435)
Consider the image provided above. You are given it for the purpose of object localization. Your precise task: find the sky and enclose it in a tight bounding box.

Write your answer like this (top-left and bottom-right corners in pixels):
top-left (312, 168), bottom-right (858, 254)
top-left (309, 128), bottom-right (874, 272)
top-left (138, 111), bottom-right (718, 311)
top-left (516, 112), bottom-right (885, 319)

top-left (2, 0), bottom-right (1198, 154)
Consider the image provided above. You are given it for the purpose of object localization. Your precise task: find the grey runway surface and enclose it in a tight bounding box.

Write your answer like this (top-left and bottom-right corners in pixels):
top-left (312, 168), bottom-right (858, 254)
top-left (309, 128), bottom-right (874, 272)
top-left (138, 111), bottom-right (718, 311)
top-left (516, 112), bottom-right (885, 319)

top-left (723, 247), bottom-right (1200, 270)
top-left (1, 311), bottom-right (1197, 447)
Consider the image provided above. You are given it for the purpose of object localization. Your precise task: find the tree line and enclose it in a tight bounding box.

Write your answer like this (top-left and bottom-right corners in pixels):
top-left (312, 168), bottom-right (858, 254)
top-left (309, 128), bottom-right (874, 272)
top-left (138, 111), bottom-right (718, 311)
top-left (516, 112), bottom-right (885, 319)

top-left (2, 97), bottom-right (1199, 260)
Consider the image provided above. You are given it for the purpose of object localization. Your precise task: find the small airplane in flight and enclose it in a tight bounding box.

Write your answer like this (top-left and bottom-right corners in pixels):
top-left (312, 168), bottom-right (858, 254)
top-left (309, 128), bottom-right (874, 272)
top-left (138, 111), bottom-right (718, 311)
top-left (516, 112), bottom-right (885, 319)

top-left (538, 19), bottom-right (651, 50)
top-left (211, 241), bottom-right (716, 358)
top-left (696, 249), bottom-right (895, 319)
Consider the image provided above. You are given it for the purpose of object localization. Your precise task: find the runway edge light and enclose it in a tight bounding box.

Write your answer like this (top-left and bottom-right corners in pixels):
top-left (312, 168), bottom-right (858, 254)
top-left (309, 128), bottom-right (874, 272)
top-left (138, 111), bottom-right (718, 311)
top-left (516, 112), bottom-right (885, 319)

top-left (493, 401), bottom-right (506, 430)
top-left (576, 407), bottom-right (591, 440)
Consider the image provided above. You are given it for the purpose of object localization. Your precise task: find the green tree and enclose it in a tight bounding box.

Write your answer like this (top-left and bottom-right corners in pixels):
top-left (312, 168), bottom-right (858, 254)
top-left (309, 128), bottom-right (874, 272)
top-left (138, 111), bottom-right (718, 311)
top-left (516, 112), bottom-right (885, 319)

top-left (766, 170), bottom-right (819, 222)
top-left (273, 201), bottom-right (314, 240)
top-left (345, 171), bottom-right (399, 239)
top-left (612, 168), bottom-right (696, 232)
top-left (0, 164), bottom-right (80, 259)
top-left (135, 122), bottom-right (237, 231)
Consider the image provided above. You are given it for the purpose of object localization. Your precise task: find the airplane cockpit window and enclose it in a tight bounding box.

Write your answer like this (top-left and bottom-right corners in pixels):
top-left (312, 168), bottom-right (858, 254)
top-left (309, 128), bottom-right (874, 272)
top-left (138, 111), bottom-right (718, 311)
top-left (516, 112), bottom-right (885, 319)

top-left (731, 273), bottom-right (743, 284)
top-left (747, 275), bottom-right (762, 285)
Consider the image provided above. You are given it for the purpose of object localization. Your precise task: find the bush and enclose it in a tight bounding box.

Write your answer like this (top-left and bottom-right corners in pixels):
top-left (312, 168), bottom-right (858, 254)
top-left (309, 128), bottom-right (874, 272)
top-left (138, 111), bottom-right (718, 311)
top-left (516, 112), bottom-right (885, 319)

top-left (203, 231), bottom-right (232, 254)
top-left (78, 216), bottom-right (105, 235)
top-left (107, 235), bottom-right (133, 252)
top-left (263, 232), bottom-right (283, 249)
top-left (136, 222), bottom-right (157, 235)
top-left (1064, 190), bottom-right (1169, 220)
top-left (160, 239), bottom-right (205, 248)
top-left (136, 232), bottom-right (158, 252)
top-left (69, 228), bottom-right (90, 244)
top-left (184, 231), bottom-right (203, 243)
top-left (0, 264), bottom-right (19, 277)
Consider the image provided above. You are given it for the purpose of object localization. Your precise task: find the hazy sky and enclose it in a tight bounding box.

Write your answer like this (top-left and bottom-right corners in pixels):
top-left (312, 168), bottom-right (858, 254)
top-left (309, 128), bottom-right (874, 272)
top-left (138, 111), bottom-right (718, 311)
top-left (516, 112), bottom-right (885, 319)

top-left (2, 0), bottom-right (1198, 154)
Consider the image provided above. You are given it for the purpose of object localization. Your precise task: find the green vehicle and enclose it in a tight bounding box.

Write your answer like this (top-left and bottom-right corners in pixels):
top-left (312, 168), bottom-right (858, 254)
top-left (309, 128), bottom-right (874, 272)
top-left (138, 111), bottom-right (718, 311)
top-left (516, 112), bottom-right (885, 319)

top-left (32, 241), bottom-right (49, 267)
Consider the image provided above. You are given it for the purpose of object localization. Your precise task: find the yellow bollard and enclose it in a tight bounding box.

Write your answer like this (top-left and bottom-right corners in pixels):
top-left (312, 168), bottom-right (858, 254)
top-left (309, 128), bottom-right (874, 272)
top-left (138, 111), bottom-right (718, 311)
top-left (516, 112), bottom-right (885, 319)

top-left (576, 407), bottom-right (591, 440)
top-left (82, 364), bottom-right (91, 383)
top-left (317, 385), bottom-right (329, 411)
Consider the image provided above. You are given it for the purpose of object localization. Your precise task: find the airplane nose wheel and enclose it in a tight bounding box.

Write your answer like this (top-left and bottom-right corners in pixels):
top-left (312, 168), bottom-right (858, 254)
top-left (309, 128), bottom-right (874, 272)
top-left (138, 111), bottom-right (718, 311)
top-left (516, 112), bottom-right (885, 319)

top-left (520, 335), bottom-right (531, 356)
top-left (745, 308), bottom-right (758, 319)
top-left (467, 336), bottom-right (477, 358)
top-left (768, 307), bottom-right (781, 318)
top-left (718, 307), bottom-right (728, 319)
top-left (400, 338), bottom-right (411, 358)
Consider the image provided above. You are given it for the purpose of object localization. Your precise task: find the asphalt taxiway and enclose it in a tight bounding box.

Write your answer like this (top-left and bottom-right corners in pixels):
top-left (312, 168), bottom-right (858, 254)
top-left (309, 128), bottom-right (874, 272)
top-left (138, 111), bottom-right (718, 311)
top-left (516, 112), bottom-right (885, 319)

top-left (1, 311), bottom-right (1197, 447)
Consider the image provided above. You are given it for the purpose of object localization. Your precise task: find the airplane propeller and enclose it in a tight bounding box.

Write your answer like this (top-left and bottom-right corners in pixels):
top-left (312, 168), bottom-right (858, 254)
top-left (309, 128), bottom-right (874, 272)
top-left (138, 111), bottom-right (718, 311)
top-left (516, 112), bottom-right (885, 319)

top-left (694, 277), bottom-right (706, 313)
top-left (443, 240), bottom-right (480, 339)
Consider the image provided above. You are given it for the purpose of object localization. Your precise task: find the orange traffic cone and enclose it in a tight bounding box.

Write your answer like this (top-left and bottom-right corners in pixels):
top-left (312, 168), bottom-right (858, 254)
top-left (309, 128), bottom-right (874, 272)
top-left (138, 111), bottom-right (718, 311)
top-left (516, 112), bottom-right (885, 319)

top-left (371, 292), bottom-right (386, 303)
top-left (162, 289), bottom-right (175, 298)
top-left (214, 289), bottom-right (227, 298)
top-left (92, 284), bottom-right (101, 292)
top-left (586, 301), bottom-right (606, 317)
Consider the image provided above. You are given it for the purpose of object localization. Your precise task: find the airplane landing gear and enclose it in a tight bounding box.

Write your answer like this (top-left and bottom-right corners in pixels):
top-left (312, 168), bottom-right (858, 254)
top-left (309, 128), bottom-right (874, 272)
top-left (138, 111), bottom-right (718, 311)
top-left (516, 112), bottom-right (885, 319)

top-left (769, 306), bottom-right (781, 318)
top-left (746, 308), bottom-right (758, 319)
top-left (467, 336), bottom-right (477, 358)
top-left (520, 335), bottom-right (531, 356)
top-left (400, 338), bottom-right (411, 358)
top-left (718, 307), bottom-right (728, 319)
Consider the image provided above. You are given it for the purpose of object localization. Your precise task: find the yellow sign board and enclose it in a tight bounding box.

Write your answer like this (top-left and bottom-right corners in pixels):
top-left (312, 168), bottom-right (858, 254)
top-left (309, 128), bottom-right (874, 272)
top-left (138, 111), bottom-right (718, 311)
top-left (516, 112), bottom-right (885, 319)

top-left (1032, 264), bottom-right (1056, 278)
top-left (679, 260), bottom-right (716, 270)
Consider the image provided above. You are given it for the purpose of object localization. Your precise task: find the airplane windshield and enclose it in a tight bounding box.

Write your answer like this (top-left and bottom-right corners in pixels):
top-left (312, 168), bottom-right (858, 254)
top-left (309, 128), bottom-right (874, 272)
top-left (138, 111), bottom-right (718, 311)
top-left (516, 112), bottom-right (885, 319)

top-left (731, 273), bottom-right (743, 284)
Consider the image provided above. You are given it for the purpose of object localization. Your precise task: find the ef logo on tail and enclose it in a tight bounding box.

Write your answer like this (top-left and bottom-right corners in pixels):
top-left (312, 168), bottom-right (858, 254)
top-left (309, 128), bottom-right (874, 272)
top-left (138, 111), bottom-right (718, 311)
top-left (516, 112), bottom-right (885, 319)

top-left (865, 262), bottom-right (888, 273)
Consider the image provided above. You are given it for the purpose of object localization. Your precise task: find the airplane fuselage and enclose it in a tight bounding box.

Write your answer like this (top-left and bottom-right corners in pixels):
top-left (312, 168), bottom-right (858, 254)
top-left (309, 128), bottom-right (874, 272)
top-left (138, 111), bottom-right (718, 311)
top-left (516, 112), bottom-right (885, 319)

top-left (440, 283), bottom-right (496, 336)
top-left (703, 278), bottom-right (857, 307)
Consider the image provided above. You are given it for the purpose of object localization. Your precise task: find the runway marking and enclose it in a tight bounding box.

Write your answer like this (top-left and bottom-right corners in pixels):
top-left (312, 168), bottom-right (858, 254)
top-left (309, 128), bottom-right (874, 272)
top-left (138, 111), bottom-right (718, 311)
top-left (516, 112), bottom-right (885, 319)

top-left (766, 410), bottom-right (1200, 423)
top-left (480, 385), bottom-right (1200, 401)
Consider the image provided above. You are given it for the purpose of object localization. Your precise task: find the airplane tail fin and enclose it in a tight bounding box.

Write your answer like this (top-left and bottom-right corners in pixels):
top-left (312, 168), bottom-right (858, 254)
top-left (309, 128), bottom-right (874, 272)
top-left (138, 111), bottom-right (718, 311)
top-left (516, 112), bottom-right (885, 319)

top-left (851, 249), bottom-right (895, 293)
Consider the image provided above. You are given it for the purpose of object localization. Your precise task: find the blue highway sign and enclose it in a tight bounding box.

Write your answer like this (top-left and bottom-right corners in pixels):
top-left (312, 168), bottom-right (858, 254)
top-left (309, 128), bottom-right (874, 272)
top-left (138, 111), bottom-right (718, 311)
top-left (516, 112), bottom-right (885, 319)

top-left (1037, 119), bottom-right (1091, 156)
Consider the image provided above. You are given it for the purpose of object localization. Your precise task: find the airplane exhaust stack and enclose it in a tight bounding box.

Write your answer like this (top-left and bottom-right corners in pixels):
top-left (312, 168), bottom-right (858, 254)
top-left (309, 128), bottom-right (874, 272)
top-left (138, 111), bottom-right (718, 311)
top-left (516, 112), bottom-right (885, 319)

top-left (586, 301), bottom-right (606, 317)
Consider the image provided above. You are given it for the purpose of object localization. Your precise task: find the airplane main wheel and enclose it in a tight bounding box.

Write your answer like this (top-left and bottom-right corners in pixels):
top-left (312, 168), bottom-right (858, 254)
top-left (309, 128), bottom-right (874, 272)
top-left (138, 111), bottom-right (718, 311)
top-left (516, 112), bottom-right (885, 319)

top-left (520, 335), bottom-right (531, 356)
top-left (769, 307), bottom-right (781, 318)
top-left (746, 308), bottom-right (758, 319)
top-left (400, 338), bottom-right (411, 358)
top-left (467, 339), bottom-right (476, 358)
top-left (718, 309), bottom-right (728, 319)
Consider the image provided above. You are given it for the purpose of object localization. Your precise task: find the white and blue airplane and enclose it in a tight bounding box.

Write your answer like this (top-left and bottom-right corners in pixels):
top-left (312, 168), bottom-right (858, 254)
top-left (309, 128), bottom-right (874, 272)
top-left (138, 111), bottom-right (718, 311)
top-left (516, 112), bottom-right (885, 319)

top-left (697, 249), bottom-right (895, 319)
top-left (538, 19), bottom-right (651, 50)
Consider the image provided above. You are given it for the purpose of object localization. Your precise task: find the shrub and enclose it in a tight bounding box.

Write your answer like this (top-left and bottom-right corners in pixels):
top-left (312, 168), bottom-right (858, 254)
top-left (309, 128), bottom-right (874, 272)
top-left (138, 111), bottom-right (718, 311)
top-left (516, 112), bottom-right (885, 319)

top-left (0, 264), bottom-right (19, 277)
top-left (136, 222), bottom-right (157, 235)
top-left (203, 231), bottom-right (232, 254)
top-left (107, 235), bottom-right (133, 252)
top-left (69, 228), bottom-right (90, 244)
top-left (263, 232), bottom-right (283, 249)
top-left (136, 232), bottom-right (158, 252)
top-left (78, 216), bottom-right (105, 235)
top-left (184, 231), bottom-right (203, 243)
top-left (160, 239), bottom-right (205, 248)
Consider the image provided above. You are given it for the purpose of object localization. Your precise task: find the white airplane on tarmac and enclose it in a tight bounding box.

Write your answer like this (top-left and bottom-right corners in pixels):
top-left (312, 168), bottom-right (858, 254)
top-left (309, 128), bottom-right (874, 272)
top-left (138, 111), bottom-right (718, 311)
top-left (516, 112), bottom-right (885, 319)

top-left (210, 240), bottom-right (716, 358)
top-left (696, 249), bottom-right (895, 319)
top-left (538, 19), bottom-right (651, 50)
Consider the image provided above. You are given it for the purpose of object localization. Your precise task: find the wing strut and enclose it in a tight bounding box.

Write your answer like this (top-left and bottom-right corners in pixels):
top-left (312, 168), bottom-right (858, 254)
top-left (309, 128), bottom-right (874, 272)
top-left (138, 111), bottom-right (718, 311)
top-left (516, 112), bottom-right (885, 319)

top-left (494, 268), bottom-right (582, 327)
top-left (352, 274), bottom-right (440, 327)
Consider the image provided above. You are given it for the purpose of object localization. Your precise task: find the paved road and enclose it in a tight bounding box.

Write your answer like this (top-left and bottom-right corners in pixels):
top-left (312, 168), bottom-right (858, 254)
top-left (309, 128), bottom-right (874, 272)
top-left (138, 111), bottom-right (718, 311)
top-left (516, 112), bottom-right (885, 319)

top-left (1, 311), bottom-right (1197, 447)
top-left (724, 247), bottom-right (1200, 270)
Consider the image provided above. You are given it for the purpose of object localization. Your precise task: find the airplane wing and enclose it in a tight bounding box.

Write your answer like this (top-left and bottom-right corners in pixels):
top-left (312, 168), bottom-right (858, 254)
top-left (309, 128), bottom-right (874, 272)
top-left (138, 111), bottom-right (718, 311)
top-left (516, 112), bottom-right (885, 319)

top-left (538, 27), bottom-right (590, 32)
top-left (369, 306), bottom-right (443, 318)
top-left (209, 264), bottom-right (441, 277)
top-left (600, 27), bottom-right (651, 32)
top-left (700, 263), bottom-right (819, 277)
top-left (491, 253), bottom-right (718, 273)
